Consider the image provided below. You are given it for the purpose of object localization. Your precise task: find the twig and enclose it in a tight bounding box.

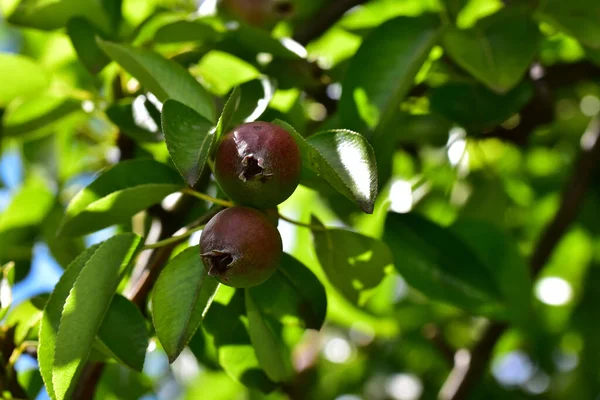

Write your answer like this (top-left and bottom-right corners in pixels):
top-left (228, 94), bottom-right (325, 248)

top-left (141, 224), bottom-right (205, 250)
top-left (293, 0), bottom-right (368, 45)
top-left (127, 206), bottom-right (222, 307)
top-left (277, 212), bottom-right (328, 231)
top-left (181, 188), bottom-right (234, 208)
top-left (438, 118), bottom-right (600, 400)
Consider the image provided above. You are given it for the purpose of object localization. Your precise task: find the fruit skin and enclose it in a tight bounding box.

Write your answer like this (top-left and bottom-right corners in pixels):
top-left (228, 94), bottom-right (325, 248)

top-left (200, 206), bottom-right (282, 288)
top-left (214, 121), bottom-right (302, 209)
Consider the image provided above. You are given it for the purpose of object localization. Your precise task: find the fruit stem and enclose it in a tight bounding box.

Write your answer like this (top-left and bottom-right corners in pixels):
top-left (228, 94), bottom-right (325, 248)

top-left (181, 188), bottom-right (329, 231)
top-left (142, 224), bottom-right (206, 250)
top-left (181, 188), bottom-right (234, 207)
top-left (277, 213), bottom-right (328, 231)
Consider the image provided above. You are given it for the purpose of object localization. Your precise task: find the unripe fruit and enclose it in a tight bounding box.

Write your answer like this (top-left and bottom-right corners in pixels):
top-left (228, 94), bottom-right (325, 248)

top-left (200, 206), bottom-right (282, 288)
top-left (214, 122), bottom-right (302, 209)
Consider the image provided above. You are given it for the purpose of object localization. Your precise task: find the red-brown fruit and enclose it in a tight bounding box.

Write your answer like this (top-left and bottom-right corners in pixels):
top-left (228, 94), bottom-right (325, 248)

top-left (214, 121), bottom-right (302, 209)
top-left (200, 206), bottom-right (282, 288)
top-left (222, 0), bottom-right (294, 27)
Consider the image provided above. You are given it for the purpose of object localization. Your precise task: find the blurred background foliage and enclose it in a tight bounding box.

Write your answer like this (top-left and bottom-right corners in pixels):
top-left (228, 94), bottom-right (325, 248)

top-left (0, 0), bottom-right (600, 399)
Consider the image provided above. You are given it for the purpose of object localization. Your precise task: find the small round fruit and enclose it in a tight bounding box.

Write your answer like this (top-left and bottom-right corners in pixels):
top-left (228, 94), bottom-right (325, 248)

top-left (200, 206), bottom-right (282, 288)
top-left (214, 121), bottom-right (302, 209)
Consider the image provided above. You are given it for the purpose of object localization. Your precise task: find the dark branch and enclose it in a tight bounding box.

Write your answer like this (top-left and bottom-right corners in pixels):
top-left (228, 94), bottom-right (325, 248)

top-left (530, 119), bottom-right (600, 275)
top-left (438, 119), bottom-right (600, 400)
top-left (128, 205), bottom-right (223, 308)
top-left (293, 0), bottom-right (368, 45)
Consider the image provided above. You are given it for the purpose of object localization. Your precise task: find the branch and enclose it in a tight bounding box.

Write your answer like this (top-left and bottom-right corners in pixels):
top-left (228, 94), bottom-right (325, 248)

top-left (293, 0), bottom-right (368, 45)
top-left (439, 118), bottom-right (600, 400)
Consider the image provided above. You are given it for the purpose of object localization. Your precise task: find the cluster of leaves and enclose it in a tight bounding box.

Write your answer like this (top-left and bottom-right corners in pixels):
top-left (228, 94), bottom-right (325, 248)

top-left (0, 0), bottom-right (600, 399)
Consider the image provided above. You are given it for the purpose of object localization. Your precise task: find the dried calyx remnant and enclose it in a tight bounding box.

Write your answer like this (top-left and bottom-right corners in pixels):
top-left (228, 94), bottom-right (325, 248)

top-left (201, 250), bottom-right (234, 277)
top-left (239, 155), bottom-right (273, 182)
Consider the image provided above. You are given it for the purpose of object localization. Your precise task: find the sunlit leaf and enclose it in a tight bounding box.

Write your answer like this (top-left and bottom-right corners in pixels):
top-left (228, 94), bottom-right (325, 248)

top-left (153, 245), bottom-right (219, 362)
top-left (312, 219), bottom-right (392, 306)
top-left (162, 100), bottom-right (215, 186)
top-left (97, 39), bottom-right (215, 122)
top-left (3, 94), bottom-right (82, 138)
top-left (6, 0), bottom-right (120, 32)
top-left (274, 120), bottom-right (377, 213)
top-left (59, 159), bottom-right (184, 236)
top-left (203, 291), bottom-right (276, 393)
top-left (0, 53), bottom-right (49, 107)
top-left (52, 234), bottom-right (142, 400)
top-left (97, 294), bottom-right (149, 371)
top-left (339, 15), bottom-right (440, 134)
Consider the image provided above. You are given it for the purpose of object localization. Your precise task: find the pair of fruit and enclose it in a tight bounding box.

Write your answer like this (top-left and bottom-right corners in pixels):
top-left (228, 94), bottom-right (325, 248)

top-left (199, 122), bottom-right (302, 288)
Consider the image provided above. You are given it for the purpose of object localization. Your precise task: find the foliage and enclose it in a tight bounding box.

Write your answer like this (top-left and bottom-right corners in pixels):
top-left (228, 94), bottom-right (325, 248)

top-left (0, 0), bottom-right (600, 399)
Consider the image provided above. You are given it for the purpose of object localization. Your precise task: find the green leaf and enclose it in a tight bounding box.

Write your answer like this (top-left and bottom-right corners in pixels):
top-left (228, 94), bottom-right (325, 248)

top-left (6, 295), bottom-right (45, 343)
top-left (0, 175), bottom-right (54, 262)
top-left (152, 245), bottom-right (220, 362)
top-left (66, 17), bottom-right (111, 74)
top-left (312, 219), bottom-right (392, 306)
top-left (245, 289), bottom-right (294, 382)
top-left (3, 95), bottom-right (81, 137)
top-left (17, 367), bottom-right (44, 400)
top-left (214, 86), bottom-right (241, 147)
top-left (383, 212), bottom-right (503, 315)
top-left (339, 15), bottom-right (440, 134)
top-left (273, 120), bottom-right (377, 213)
top-left (224, 23), bottom-right (303, 60)
top-left (52, 233), bottom-right (142, 400)
top-left (203, 292), bottom-right (276, 393)
top-left (430, 80), bottom-right (533, 130)
top-left (443, 8), bottom-right (542, 93)
top-left (105, 98), bottom-right (164, 143)
top-left (6, 0), bottom-right (119, 33)
top-left (39, 245), bottom-right (102, 400)
top-left (161, 100), bottom-right (215, 186)
top-left (93, 363), bottom-right (153, 400)
top-left (153, 18), bottom-right (224, 44)
top-left (248, 253), bottom-right (327, 330)
top-left (59, 159), bottom-right (184, 236)
top-left (231, 78), bottom-right (274, 124)
top-left (307, 129), bottom-right (378, 214)
top-left (97, 294), bottom-right (149, 371)
top-left (195, 50), bottom-right (261, 96)
top-left (42, 203), bottom-right (87, 269)
top-left (97, 39), bottom-right (215, 122)
top-left (538, 0), bottom-right (600, 49)
top-left (0, 53), bottom-right (49, 107)
top-left (451, 220), bottom-right (533, 327)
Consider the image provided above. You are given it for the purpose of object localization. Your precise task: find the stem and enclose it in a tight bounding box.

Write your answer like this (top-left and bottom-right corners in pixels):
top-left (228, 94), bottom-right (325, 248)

top-left (181, 188), bottom-right (329, 231)
top-left (181, 188), bottom-right (234, 208)
top-left (277, 212), bottom-right (328, 231)
top-left (142, 224), bottom-right (206, 250)
top-left (7, 341), bottom-right (38, 375)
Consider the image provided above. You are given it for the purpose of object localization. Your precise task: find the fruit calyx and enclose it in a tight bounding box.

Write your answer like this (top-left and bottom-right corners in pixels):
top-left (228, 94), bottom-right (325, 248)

top-left (201, 250), bottom-right (234, 277)
top-left (239, 154), bottom-right (273, 182)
